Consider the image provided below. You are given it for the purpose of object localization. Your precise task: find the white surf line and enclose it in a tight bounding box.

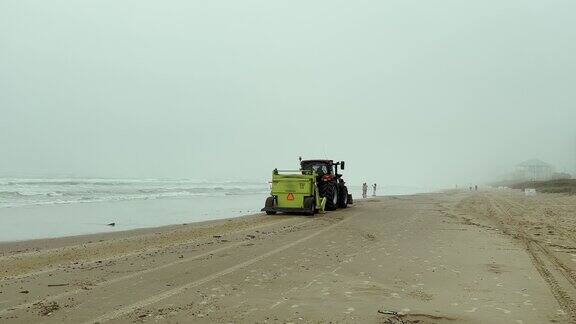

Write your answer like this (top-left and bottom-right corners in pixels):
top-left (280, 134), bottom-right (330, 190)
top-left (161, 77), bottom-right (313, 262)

top-left (0, 218), bottom-right (313, 317)
top-left (83, 214), bottom-right (357, 324)
top-left (0, 217), bottom-right (300, 282)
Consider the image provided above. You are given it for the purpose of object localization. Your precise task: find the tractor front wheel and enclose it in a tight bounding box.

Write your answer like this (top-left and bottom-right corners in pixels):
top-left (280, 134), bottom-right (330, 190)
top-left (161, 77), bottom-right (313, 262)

top-left (320, 182), bottom-right (338, 211)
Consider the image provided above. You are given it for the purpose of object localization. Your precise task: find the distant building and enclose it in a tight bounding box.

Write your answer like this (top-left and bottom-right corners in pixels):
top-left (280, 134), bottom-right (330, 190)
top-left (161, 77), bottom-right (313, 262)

top-left (513, 159), bottom-right (554, 181)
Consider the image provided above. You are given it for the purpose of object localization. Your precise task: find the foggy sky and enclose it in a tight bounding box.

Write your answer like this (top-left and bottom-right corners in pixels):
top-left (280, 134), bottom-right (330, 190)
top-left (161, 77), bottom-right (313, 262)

top-left (1, 0), bottom-right (575, 187)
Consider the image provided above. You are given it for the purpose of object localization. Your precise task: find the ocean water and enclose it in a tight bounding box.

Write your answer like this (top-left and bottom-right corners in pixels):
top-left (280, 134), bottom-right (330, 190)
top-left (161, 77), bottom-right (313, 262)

top-left (0, 178), bottom-right (269, 208)
top-left (0, 178), bottom-right (431, 242)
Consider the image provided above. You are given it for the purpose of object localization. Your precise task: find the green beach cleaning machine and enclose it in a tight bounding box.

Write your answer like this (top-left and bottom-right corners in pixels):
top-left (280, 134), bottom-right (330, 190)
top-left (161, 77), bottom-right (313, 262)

top-left (261, 159), bottom-right (353, 216)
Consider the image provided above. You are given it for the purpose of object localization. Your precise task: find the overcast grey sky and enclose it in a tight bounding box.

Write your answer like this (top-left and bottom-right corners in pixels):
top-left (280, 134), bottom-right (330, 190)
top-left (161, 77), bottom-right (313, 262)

top-left (1, 0), bottom-right (575, 187)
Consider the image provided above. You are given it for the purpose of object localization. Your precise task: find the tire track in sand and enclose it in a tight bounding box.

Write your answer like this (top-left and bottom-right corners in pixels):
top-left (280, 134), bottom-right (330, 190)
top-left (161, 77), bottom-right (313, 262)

top-left (488, 196), bottom-right (576, 321)
top-left (0, 216), bottom-right (298, 282)
top-left (81, 213), bottom-right (357, 324)
top-left (0, 217), bottom-right (313, 317)
top-left (502, 198), bottom-right (576, 287)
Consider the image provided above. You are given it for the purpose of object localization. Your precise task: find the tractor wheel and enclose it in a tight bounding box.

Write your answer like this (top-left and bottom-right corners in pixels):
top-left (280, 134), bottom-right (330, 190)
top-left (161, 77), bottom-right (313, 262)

top-left (348, 194), bottom-right (353, 205)
top-left (265, 196), bottom-right (276, 215)
top-left (303, 196), bottom-right (315, 216)
top-left (338, 186), bottom-right (349, 208)
top-left (320, 182), bottom-right (338, 211)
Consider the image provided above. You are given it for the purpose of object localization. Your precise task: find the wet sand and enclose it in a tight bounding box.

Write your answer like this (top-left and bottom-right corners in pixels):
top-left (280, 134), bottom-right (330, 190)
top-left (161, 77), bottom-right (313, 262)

top-left (0, 190), bottom-right (575, 323)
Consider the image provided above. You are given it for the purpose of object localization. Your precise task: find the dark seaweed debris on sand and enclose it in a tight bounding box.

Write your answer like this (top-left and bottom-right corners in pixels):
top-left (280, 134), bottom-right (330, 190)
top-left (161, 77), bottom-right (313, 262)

top-left (35, 301), bottom-right (60, 316)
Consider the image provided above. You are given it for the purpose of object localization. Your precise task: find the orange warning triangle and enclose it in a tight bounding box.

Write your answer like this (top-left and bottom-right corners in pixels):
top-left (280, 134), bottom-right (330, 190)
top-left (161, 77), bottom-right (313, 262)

top-left (287, 193), bottom-right (295, 201)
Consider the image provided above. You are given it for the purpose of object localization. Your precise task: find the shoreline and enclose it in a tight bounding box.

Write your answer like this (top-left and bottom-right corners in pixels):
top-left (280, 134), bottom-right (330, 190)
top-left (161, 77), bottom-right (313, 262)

top-left (0, 197), bottom-right (387, 259)
top-left (0, 193), bottom-right (267, 243)
top-left (0, 211), bottom-right (265, 257)
top-left (0, 194), bottom-right (410, 246)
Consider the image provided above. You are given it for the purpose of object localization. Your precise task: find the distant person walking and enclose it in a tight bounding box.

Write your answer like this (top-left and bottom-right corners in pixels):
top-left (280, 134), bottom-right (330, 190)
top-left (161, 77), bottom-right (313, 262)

top-left (372, 183), bottom-right (377, 197)
top-left (362, 183), bottom-right (368, 199)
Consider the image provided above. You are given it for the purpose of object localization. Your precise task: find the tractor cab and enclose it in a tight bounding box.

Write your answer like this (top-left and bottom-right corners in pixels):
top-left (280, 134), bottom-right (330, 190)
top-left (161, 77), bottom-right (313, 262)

top-left (299, 159), bottom-right (351, 211)
top-left (300, 159), bottom-right (344, 179)
top-left (300, 160), bottom-right (333, 177)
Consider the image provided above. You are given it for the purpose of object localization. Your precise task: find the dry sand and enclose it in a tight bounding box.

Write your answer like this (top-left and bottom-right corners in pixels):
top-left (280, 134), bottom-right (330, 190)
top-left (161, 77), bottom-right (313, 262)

top-left (0, 189), bottom-right (575, 323)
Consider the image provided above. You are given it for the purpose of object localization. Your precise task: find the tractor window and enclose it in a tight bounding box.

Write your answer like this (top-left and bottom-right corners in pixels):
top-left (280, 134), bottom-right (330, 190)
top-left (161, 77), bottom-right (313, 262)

top-left (312, 165), bottom-right (328, 175)
top-left (302, 163), bottom-right (330, 175)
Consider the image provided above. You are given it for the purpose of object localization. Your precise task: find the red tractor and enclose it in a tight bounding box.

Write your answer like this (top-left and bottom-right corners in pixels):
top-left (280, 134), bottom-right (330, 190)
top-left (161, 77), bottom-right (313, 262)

top-left (299, 158), bottom-right (353, 211)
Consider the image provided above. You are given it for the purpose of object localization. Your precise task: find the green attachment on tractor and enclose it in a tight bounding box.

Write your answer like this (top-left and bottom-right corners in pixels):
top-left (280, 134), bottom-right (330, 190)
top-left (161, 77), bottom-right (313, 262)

top-left (261, 169), bottom-right (326, 216)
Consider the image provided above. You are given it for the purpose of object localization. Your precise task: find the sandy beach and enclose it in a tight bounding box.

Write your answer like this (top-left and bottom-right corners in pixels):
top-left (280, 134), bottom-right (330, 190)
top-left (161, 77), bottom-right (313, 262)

top-left (1, 189), bottom-right (575, 323)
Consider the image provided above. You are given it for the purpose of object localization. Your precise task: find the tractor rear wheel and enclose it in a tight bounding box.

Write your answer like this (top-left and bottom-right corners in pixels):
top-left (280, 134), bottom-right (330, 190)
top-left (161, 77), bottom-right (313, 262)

top-left (338, 186), bottom-right (349, 208)
top-left (320, 182), bottom-right (338, 211)
top-left (265, 196), bottom-right (276, 215)
top-left (303, 196), bottom-right (315, 216)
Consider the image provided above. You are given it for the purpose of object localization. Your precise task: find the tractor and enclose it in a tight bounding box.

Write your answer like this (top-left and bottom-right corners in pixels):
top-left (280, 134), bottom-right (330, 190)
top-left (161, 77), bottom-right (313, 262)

top-left (299, 159), bottom-right (352, 211)
top-left (261, 158), bottom-right (352, 215)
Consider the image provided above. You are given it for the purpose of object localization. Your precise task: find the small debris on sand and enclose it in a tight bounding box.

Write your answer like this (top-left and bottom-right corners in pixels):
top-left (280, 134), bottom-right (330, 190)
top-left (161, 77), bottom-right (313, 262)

top-left (378, 310), bottom-right (456, 324)
top-left (363, 233), bottom-right (376, 240)
top-left (378, 309), bottom-right (399, 315)
top-left (47, 283), bottom-right (69, 287)
top-left (35, 301), bottom-right (60, 316)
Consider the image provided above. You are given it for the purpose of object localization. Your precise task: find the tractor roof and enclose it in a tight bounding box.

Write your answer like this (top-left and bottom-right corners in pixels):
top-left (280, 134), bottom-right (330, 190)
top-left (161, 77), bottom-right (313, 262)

top-left (301, 159), bottom-right (333, 164)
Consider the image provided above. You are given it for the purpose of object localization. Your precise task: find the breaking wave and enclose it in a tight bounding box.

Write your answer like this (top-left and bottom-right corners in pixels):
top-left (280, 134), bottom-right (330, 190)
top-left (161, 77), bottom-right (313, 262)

top-left (0, 178), bottom-right (269, 208)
